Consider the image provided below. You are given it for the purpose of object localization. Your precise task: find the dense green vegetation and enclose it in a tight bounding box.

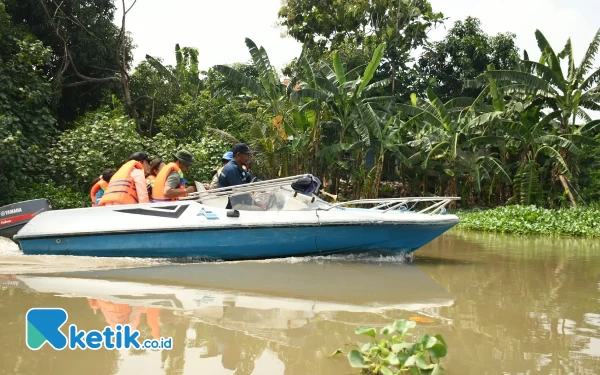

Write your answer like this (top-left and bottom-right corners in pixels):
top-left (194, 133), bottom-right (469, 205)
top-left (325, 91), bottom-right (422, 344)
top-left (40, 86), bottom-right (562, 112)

top-left (2, 0), bottom-right (600, 234)
top-left (456, 205), bottom-right (600, 237)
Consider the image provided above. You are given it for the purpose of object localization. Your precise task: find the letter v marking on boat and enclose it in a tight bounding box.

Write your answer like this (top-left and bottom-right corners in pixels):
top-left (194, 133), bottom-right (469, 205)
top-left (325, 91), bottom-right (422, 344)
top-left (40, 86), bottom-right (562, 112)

top-left (115, 205), bottom-right (189, 219)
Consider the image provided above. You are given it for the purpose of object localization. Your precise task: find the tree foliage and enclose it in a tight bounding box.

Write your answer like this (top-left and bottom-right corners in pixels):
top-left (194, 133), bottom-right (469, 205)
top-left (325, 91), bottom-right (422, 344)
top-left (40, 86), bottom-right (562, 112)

top-left (0, 2), bottom-right (56, 205)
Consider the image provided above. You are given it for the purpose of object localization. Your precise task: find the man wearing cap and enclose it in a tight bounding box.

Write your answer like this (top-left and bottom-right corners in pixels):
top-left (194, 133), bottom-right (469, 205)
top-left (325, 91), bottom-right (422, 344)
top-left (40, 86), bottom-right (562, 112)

top-left (209, 151), bottom-right (233, 189)
top-left (99, 152), bottom-right (151, 206)
top-left (151, 150), bottom-right (197, 202)
top-left (218, 143), bottom-right (262, 209)
top-left (218, 143), bottom-right (261, 189)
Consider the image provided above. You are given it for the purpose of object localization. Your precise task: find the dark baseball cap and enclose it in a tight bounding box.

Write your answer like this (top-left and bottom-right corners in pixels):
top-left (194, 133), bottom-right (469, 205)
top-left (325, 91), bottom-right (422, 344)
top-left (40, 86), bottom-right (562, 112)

top-left (232, 143), bottom-right (256, 154)
top-left (128, 152), bottom-right (151, 163)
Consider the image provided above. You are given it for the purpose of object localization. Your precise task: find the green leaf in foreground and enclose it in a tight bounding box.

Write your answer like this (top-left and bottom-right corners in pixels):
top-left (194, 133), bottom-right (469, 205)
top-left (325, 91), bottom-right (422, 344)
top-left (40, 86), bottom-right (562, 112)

top-left (380, 365), bottom-right (393, 375)
top-left (356, 327), bottom-right (377, 338)
top-left (432, 364), bottom-right (445, 375)
top-left (428, 343), bottom-right (448, 361)
top-left (348, 350), bottom-right (369, 368)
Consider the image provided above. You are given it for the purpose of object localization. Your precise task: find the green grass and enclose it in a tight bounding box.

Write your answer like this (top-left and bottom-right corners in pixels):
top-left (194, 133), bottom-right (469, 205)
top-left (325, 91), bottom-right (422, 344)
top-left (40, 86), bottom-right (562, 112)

top-left (453, 205), bottom-right (600, 237)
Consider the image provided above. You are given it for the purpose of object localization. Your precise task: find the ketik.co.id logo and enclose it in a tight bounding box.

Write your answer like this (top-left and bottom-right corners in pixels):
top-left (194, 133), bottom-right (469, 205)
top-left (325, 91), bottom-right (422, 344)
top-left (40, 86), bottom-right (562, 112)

top-left (26, 308), bottom-right (172, 350)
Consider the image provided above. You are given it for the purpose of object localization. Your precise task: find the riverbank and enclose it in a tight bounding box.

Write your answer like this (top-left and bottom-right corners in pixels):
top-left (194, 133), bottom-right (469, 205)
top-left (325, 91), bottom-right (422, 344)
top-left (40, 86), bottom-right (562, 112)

top-left (454, 205), bottom-right (600, 237)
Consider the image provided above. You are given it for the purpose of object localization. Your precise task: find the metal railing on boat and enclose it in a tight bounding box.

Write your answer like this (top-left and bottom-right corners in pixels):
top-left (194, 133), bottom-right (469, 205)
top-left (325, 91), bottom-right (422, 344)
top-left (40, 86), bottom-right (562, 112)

top-left (180, 174), bottom-right (460, 215)
top-left (320, 197), bottom-right (461, 215)
top-left (182, 174), bottom-right (311, 200)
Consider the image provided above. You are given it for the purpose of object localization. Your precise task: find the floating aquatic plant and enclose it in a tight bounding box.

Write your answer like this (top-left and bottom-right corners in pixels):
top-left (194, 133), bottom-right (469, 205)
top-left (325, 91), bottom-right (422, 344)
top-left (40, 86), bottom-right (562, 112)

top-left (332, 319), bottom-right (447, 375)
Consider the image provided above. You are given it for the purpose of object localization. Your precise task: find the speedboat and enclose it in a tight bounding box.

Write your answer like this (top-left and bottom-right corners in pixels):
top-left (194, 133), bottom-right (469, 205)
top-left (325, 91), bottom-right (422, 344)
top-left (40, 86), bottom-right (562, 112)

top-left (12, 175), bottom-right (460, 260)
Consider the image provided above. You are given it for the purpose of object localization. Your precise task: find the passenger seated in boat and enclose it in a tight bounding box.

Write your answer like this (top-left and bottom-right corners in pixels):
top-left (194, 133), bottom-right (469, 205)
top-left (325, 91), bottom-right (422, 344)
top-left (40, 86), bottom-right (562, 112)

top-left (90, 168), bottom-right (116, 207)
top-left (209, 151), bottom-right (233, 189)
top-left (146, 158), bottom-right (165, 199)
top-left (99, 152), bottom-right (152, 206)
top-left (152, 150), bottom-right (210, 202)
top-left (217, 143), bottom-right (262, 209)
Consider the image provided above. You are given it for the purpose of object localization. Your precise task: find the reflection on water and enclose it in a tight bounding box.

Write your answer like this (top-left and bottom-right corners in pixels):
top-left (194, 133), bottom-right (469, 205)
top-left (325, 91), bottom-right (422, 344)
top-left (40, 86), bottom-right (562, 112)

top-left (0, 230), bottom-right (599, 374)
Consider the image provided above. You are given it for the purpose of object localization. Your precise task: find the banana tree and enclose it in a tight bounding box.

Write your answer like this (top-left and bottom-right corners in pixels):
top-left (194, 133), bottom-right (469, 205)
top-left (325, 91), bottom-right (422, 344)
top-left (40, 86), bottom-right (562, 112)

top-left (145, 44), bottom-right (204, 99)
top-left (465, 28), bottom-right (600, 206)
top-left (292, 42), bottom-right (394, 195)
top-left (396, 87), bottom-right (510, 201)
top-left (213, 38), bottom-right (299, 176)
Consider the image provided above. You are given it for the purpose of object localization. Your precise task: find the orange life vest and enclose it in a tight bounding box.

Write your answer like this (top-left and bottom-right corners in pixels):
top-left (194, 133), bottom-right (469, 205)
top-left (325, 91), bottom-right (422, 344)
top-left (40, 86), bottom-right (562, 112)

top-left (90, 178), bottom-right (109, 207)
top-left (99, 160), bottom-right (144, 206)
top-left (152, 162), bottom-right (187, 202)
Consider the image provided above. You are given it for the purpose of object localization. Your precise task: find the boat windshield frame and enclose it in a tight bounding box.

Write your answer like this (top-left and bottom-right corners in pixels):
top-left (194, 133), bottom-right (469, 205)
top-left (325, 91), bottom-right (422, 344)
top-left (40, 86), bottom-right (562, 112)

top-left (183, 174), bottom-right (460, 215)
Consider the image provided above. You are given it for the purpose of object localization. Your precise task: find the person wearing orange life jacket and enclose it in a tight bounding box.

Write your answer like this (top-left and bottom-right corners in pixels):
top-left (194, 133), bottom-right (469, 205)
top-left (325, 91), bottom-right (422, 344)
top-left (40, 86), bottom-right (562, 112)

top-left (90, 168), bottom-right (116, 207)
top-left (99, 152), bottom-right (151, 206)
top-left (146, 158), bottom-right (166, 199)
top-left (152, 150), bottom-right (199, 202)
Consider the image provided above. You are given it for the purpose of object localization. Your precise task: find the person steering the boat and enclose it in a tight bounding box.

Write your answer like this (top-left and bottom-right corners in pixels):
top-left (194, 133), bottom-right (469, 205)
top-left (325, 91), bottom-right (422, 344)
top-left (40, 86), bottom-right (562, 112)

top-left (152, 150), bottom-right (209, 202)
top-left (218, 143), bottom-right (263, 209)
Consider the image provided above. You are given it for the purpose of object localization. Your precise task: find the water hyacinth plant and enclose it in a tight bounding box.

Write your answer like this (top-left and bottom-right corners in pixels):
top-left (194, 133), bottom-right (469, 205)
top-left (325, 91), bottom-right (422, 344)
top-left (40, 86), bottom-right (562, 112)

top-left (334, 319), bottom-right (448, 375)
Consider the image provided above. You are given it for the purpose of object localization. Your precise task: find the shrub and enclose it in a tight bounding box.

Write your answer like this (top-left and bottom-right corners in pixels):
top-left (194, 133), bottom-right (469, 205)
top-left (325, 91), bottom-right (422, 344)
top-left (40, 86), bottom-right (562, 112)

top-left (9, 181), bottom-right (89, 209)
top-left (456, 205), bottom-right (600, 237)
top-left (48, 107), bottom-right (142, 192)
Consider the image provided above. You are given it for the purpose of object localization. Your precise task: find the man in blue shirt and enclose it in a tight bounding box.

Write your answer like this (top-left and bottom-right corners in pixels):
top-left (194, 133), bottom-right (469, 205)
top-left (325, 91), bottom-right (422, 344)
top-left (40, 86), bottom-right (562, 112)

top-left (218, 143), bottom-right (260, 188)
top-left (218, 143), bottom-right (261, 209)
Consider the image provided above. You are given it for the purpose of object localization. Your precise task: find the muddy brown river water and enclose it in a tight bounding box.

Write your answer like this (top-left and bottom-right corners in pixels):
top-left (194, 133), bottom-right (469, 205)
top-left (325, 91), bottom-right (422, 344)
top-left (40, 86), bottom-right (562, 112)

top-left (0, 230), bottom-right (598, 374)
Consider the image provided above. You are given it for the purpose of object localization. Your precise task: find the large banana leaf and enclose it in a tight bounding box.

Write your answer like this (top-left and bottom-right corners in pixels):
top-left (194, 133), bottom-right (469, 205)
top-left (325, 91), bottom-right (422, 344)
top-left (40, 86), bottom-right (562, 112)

top-left (521, 60), bottom-right (566, 92)
top-left (145, 54), bottom-right (179, 86)
top-left (292, 88), bottom-right (330, 102)
top-left (332, 52), bottom-right (346, 85)
top-left (213, 65), bottom-right (266, 98)
top-left (579, 66), bottom-right (600, 91)
top-left (479, 156), bottom-right (512, 184)
top-left (426, 88), bottom-right (451, 132)
top-left (534, 30), bottom-right (565, 87)
top-left (576, 28), bottom-right (600, 85)
top-left (577, 119), bottom-right (600, 135)
top-left (535, 135), bottom-right (581, 156)
top-left (356, 43), bottom-right (385, 98)
top-left (357, 102), bottom-right (382, 140)
top-left (485, 70), bottom-right (557, 95)
top-left (244, 38), bottom-right (279, 93)
top-left (535, 145), bottom-right (571, 179)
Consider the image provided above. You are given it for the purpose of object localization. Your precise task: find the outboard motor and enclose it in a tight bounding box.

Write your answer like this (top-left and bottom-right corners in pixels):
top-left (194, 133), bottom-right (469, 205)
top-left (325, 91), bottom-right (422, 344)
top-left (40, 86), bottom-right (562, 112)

top-left (291, 175), bottom-right (322, 196)
top-left (0, 198), bottom-right (52, 241)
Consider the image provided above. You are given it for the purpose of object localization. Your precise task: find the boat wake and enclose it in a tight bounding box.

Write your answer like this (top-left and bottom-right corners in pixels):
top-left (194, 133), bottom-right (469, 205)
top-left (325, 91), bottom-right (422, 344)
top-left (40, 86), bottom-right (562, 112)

top-left (162, 250), bottom-right (415, 265)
